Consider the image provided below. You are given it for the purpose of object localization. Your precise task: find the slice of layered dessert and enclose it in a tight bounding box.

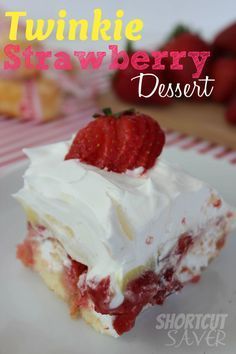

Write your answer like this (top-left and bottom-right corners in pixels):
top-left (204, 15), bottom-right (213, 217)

top-left (15, 109), bottom-right (235, 337)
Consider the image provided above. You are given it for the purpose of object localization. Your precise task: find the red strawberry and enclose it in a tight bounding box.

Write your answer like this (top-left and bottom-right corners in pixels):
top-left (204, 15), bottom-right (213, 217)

top-left (112, 43), bottom-right (170, 106)
top-left (65, 108), bottom-right (165, 173)
top-left (162, 25), bottom-right (211, 99)
top-left (210, 58), bottom-right (236, 103)
top-left (225, 96), bottom-right (236, 125)
top-left (162, 25), bottom-right (210, 54)
top-left (213, 22), bottom-right (236, 56)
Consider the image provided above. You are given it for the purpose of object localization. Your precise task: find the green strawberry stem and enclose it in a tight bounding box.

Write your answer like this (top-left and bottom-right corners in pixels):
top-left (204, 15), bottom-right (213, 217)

top-left (102, 107), bottom-right (113, 116)
top-left (166, 24), bottom-right (190, 41)
top-left (93, 108), bottom-right (136, 119)
top-left (126, 40), bottom-right (133, 54)
top-left (114, 108), bottom-right (135, 117)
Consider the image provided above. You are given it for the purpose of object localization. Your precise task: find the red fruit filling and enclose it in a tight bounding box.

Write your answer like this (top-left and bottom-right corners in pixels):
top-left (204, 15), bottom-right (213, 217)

top-left (17, 230), bottom-right (194, 335)
top-left (191, 275), bottom-right (201, 283)
top-left (63, 258), bottom-right (88, 315)
top-left (64, 233), bottom-right (193, 335)
top-left (16, 239), bottom-right (34, 267)
top-left (213, 198), bottom-right (222, 208)
top-left (19, 227), bottom-right (229, 335)
top-left (216, 233), bottom-right (227, 250)
top-left (176, 234), bottom-right (193, 255)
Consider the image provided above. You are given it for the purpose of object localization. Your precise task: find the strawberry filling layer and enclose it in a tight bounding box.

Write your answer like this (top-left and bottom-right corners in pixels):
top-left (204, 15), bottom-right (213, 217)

top-left (17, 225), bottom-right (197, 335)
top-left (17, 219), bottom-right (230, 335)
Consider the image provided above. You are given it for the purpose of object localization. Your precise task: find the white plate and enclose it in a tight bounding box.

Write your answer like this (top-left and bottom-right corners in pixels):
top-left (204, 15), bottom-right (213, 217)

top-left (0, 146), bottom-right (235, 354)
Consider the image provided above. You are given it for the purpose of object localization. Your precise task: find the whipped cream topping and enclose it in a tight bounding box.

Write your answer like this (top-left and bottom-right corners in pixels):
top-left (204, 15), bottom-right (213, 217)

top-left (15, 140), bottom-right (235, 308)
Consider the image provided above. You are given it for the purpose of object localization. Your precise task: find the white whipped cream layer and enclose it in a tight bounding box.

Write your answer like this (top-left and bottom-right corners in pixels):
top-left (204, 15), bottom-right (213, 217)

top-left (15, 140), bottom-right (235, 308)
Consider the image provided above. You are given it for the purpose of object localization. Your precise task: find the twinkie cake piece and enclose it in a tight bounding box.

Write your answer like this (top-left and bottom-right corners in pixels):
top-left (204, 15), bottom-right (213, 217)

top-left (15, 109), bottom-right (235, 337)
top-left (0, 10), bottom-right (91, 122)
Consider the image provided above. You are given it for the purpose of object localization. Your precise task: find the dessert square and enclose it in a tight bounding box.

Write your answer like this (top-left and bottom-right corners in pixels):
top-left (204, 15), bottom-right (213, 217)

top-left (15, 110), bottom-right (236, 336)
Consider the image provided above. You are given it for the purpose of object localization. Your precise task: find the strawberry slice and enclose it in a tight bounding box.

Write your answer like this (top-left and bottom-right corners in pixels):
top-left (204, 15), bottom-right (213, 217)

top-left (95, 116), bottom-right (117, 170)
top-left (65, 119), bottom-right (105, 163)
top-left (146, 122), bottom-right (165, 170)
top-left (114, 114), bottom-right (146, 172)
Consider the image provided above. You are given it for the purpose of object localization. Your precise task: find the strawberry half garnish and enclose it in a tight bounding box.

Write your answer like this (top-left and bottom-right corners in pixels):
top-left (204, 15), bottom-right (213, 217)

top-left (65, 108), bottom-right (165, 173)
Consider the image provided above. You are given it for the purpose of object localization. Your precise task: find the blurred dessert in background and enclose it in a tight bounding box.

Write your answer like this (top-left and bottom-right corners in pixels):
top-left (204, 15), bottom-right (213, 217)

top-left (0, 76), bottom-right (62, 122)
top-left (0, 11), bottom-right (92, 122)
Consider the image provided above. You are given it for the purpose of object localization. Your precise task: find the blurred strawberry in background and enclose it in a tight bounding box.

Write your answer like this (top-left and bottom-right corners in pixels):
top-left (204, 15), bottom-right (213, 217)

top-left (161, 24), bottom-right (211, 99)
top-left (111, 22), bottom-right (236, 125)
top-left (211, 22), bottom-right (236, 124)
top-left (210, 58), bottom-right (236, 103)
top-left (212, 22), bottom-right (236, 56)
top-left (226, 96), bottom-right (236, 125)
top-left (112, 42), bottom-right (171, 106)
